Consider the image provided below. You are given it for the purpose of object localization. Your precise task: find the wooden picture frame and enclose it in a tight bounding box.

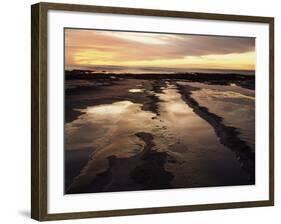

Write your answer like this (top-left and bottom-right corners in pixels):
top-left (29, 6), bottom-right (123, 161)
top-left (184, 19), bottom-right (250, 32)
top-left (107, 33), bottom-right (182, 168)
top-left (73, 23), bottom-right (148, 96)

top-left (31, 2), bottom-right (274, 221)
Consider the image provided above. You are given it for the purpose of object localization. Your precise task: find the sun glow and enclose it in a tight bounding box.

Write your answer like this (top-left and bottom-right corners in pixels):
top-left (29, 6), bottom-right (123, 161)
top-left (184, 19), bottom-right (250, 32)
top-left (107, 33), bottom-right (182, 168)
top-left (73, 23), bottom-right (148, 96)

top-left (71, 51), bottom-right (255, 71)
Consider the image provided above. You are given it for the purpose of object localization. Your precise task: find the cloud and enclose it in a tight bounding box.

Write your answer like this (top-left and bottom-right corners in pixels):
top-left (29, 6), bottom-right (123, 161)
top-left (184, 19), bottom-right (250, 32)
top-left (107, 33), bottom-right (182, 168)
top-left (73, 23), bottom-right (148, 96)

top-left (65, 29), bottom-right (255, 69)
top-left (168, 35), bottom-right (254, 56)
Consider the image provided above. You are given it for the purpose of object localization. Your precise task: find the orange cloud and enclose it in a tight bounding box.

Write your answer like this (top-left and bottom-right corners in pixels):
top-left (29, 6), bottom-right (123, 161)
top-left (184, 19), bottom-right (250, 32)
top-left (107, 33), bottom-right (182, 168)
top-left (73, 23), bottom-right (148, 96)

top-left (65, 29), bottom-right (255, 71)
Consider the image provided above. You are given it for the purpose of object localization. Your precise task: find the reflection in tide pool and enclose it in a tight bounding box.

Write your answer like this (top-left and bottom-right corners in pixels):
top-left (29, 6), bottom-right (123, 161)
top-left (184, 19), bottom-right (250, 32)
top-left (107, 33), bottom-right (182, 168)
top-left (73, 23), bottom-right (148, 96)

top-left (65, 100), bottom-right (166, 191)
top-left (65, 81), bottom-right (252, 192)
top-left (156, 84), bottom-right (249, 187)
top-left (128, 88), bottom-right (144, 93)
top-left (179, 82), bottom-right (255, 150)
top-left (66, 101), bottom-right (157, 155)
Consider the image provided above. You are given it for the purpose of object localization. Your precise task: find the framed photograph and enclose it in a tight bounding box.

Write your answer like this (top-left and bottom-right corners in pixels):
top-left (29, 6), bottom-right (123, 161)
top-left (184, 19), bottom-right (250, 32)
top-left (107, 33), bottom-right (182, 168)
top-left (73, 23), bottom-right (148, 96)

top-left (31, 2), bottom-right (274, 221)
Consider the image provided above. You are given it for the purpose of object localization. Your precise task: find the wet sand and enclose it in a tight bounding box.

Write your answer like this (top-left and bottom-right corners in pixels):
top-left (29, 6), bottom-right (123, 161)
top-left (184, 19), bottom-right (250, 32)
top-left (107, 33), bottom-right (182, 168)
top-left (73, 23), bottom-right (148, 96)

top-left (64, 73), bottom-right (255, 194)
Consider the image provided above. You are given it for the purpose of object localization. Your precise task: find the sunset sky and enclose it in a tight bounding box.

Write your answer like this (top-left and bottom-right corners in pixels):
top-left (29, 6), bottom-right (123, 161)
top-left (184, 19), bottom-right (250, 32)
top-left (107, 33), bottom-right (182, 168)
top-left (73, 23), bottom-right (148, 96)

top-left (65, 29), bottom-right (255, 73)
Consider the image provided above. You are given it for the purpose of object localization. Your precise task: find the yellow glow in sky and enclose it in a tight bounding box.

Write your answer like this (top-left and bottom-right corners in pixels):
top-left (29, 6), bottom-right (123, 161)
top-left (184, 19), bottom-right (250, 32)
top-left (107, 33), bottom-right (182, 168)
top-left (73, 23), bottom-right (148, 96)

top-left (72, 50), bottom-right (255, 71)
